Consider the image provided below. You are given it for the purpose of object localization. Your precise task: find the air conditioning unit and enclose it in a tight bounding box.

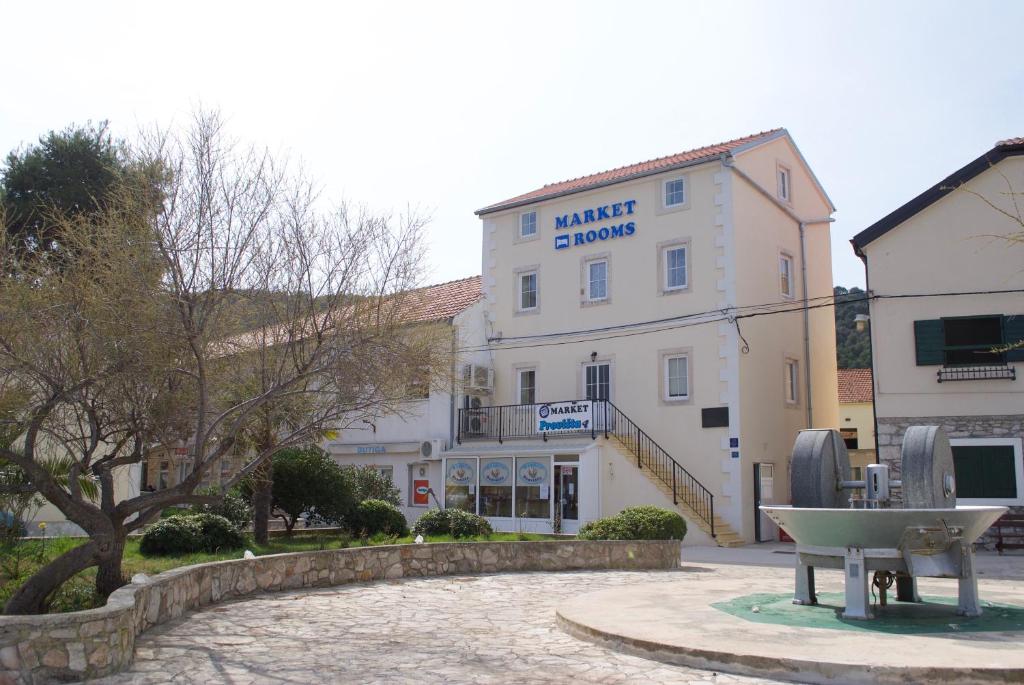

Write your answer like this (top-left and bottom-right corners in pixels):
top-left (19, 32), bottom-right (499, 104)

top-left (462, 364), bottom-right (494, 393)
top-left (419, 439), bottom-right (445, 459)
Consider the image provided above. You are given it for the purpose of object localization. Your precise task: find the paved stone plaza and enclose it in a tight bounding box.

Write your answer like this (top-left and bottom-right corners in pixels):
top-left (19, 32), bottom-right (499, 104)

top-left (92, 568), bottom-right (781, 685)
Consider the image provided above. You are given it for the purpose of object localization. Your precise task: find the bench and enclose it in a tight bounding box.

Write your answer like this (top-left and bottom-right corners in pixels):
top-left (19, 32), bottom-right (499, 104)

top-left (992, 513), bottom-right (1024, 554)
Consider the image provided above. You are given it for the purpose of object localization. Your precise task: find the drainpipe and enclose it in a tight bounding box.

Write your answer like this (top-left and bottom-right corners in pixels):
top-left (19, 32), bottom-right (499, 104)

top-left (854, 248), bottom-right (881, 465)
top-left (798, 221), bottom-right (813, 428)
top-left (449, 319), bottom-right (458, 449)
top-left (721, 155), bottom-right (833, 430)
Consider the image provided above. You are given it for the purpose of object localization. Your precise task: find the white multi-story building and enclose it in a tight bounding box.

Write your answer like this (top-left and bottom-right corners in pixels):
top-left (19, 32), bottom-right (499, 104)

top-left (323, 276), bottom-right (487, 524)
top-left (441, 129), bottom-right (839, 545)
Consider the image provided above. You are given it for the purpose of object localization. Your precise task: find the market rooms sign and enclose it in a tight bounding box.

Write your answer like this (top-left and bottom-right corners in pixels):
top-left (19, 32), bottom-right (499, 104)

top-left (553, 200), bottom-right (637, 251)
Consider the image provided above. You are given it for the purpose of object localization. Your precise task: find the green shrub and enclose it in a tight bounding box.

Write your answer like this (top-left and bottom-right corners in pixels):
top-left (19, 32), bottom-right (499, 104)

top-left (351, 499), bottom-right (408, 537)
top-left (191, 513), bottom-right (247, 552)
top-left (578, 506), bottom-right (686, 541)
top-left (447, 509), bottom-right (492, 538)
top-left (194, 488), bottom-right (252, 530)
top-left (140, 513), bottom-right (246, 556)
top-left (140, 516), bottom-right (203, 556)
top-left (412, 508), bottom-right (492, 538)
top-left (411, 508), bottom-right (449, 536)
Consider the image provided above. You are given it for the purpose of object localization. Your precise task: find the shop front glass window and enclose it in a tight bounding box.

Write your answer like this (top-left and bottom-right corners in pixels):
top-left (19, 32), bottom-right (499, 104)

top-left (479, 457), bottom-right (513, 517)
top-left (515, 456), bottom-right (550, 519)
top-left (445, 459), bottom-right (477, 513)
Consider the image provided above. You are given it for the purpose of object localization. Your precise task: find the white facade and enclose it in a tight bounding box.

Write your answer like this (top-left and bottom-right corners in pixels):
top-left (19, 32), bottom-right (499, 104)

top-left (450, 130), bottom-right (839, 544)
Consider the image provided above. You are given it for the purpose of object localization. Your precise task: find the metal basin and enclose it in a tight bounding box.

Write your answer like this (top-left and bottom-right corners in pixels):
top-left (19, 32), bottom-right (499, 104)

top-left (761, 505), bottom-right (1006, 548)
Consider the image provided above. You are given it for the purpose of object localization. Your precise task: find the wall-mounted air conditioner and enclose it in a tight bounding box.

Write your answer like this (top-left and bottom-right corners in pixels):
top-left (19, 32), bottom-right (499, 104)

top-left (419, 439), bottom-right (445, 459)
top-left (461, 364), bottom-right (494, 393)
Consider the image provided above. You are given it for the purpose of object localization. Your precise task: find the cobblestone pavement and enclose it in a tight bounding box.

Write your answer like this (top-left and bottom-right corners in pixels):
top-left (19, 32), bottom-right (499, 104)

top-left (93, 569), bottom-right (787, 684)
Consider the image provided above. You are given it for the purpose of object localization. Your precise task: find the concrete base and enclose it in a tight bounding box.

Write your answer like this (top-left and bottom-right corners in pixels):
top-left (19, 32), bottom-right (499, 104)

top-left (555, 563), bottom-right (1024, 684)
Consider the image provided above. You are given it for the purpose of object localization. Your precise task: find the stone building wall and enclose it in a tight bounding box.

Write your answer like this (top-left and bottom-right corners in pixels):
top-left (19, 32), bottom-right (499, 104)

top-left (876, 414), bottom-right (1023, 548)
top-left (0, 540), bottom-right (680, 684)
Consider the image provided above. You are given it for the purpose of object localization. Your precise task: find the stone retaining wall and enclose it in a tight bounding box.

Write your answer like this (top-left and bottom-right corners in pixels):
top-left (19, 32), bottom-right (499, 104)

top-left (0, 539), bottom-right (680, 684)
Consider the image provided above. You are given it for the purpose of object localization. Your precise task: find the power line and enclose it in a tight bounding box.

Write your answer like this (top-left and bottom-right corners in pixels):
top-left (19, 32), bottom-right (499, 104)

top-left (456, 287), bottom-right (1024, 354)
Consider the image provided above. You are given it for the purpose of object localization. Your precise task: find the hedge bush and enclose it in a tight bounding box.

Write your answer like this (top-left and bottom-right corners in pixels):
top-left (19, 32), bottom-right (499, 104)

top-left (194, 488), bottom-right (253, 530)
top-left (351, 499), bottom-right (408, 537)
top-left (412, 508), bottom-right (493, 538)
top-left (140, 513), bottom-right (246, 556)
top-left (577, 506), bottom-right (686, 541)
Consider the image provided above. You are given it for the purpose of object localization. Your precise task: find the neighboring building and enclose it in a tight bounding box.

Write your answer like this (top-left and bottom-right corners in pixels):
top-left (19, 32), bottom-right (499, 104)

top-left (838, 368), bottom-right (875, 478)
top-left (323, 276), bottom-right (487, 525)
top-left (447, 129), bottom-right (839, 545)
top-left (852, 137), bottom-right (1024, 518)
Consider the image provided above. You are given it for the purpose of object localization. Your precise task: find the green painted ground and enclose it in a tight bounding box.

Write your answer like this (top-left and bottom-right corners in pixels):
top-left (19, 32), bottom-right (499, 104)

top-left (712, 592), bottom-right (1024, 634)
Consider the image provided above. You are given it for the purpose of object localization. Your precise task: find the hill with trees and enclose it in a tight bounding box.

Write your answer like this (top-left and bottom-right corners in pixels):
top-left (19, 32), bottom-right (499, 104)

top-left (834, 286), bottom-right (871, 369)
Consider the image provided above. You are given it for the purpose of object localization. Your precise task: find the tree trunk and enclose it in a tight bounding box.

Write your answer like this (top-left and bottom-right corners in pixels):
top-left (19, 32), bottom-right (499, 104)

top-left (95, 534), bottom-right (127, 599)
top-left (252, 462), bottom-right (273, 545)
top-left (3, 540), bottom-right (97, 615)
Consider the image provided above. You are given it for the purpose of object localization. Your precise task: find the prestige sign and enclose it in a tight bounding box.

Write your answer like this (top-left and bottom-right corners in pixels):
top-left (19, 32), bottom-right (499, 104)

top-left (535, 401), bottom-right (593, 433)
top-left (553, 200), bottom-right (637, 251)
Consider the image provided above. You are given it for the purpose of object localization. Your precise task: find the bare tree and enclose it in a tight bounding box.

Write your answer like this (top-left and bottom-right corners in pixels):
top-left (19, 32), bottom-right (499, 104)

top-left (0, 112), bottom-right (448, 614)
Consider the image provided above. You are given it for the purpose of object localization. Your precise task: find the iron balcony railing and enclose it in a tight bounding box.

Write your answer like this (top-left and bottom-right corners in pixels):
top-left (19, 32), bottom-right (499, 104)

top-left (456, 399), bottom-right (714, 537)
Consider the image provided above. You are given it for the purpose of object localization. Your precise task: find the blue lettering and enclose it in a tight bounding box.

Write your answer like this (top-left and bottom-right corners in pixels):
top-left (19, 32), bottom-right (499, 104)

top-left (583, 209), bottom-right (595, 224)
top-left (570, 213), bottom-right (582, 227)
top-left (597, 206), bottom-right (610, 220)
top-left (555, 215), bottom-right (568, 230)
top-left (598, 227), bottom-right (610, 240)
top-left (624, 200), bottom-right (637, 215)
top-left (611, 203), bottom-right (623, 217)
top-left (574, 232), bottom-right (586, 245)
top-left (625, 221), bottom-right (636, 236)
top-left (610, 224), bottom-right (624, 238)
top-left (585, 230), bottom-right (598, 243)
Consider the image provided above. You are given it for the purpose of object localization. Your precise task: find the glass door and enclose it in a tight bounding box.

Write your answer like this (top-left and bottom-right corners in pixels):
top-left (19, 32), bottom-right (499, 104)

top-left (554, 462), bottom-right (580, 534)
top-left (584, 362), bottom-right (611, 432)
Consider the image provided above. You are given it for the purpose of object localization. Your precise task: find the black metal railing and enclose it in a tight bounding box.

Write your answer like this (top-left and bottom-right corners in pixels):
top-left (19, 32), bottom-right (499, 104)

top-left (937, 365), bottom-right (1016, 382)
top-left (457, 399), bottom-right (714, 537)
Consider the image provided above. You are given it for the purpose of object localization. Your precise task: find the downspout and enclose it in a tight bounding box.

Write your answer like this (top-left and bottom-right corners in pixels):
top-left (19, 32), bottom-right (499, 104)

top-left (449, 318), bottom-right (458, 449)
top-left (722, 156), bottom-right (833, 429)
top-left (798, 221), bottom-right (813, 428)
top-left (854, 246), bottom-right (881, 465)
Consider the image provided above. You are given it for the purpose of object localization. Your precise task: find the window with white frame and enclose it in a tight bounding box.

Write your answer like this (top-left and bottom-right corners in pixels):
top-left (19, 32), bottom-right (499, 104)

top-left (779, 253), bottom-right (794, 298)
top-left (785, 359), bottom-right (799, 404)
top-left (519, 211), bottom-right (537, 238)
top-left (587, 259), bottom-right (608, 301)
top-left (518, 368), bottom-right (536, 405)
top-left (950, 438), bottom-right (1024, 506)
top-left (518, 270), bottom-right (538, 311)
top-left (663, 177), bottom-right (685, 207)
top-left (664, 354), bottom-right (689, 401)
top-left (664, 245), bottom-right (687, 291)
top-left (778, 165), bottom-right (791, 202)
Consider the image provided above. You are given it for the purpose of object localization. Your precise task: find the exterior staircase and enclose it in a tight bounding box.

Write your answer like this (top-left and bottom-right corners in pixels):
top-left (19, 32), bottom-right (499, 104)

top-left (597, 401), bottom-right (745, 548)
top-left (607, 434), bottom-right (745, 547)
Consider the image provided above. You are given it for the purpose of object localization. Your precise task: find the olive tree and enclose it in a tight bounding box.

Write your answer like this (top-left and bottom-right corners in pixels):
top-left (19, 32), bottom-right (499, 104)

top-left (0, 112), bottom-right (449, 614)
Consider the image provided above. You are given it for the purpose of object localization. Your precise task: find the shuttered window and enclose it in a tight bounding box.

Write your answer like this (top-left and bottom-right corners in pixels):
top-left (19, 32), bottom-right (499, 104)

top-left (913, 314), bottom-right (1024, 366)
top-left (952, 444), bottom-right (1018, 499)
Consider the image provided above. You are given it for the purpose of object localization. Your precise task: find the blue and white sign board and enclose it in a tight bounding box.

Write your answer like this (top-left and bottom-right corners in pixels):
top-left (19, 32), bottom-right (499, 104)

top-left (553, 200), bottom-right (637, 251)
top-left (446, 460), bottom-right (476, 486)
top-left (535, 401), bottom-right (593, 433)
top-left (480, 459), bottom-right (512, 486)
top-left (516, 460), bottom-right (550, 487)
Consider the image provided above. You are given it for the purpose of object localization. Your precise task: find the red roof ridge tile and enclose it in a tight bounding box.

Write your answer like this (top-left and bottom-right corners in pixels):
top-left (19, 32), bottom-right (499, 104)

top-left (997, 136), bottom-right (1024, 147)
top-left (837, 368), bottom-right (874, 404)
top-left (477, 128), bottom-right (785, 214)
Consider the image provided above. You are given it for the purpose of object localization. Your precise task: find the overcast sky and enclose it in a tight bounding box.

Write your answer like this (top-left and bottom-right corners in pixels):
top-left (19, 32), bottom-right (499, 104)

top-left (2, 1), bottom-right (1021, 289)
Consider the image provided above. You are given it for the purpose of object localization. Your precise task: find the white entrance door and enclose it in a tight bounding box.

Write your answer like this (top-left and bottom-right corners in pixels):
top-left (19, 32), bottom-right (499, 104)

top-left (554, 461), bottom-right (581, 534)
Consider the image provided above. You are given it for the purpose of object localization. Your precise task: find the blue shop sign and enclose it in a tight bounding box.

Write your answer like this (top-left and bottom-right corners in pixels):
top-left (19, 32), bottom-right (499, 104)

top-left (553, 199), bottom-right (637, 251)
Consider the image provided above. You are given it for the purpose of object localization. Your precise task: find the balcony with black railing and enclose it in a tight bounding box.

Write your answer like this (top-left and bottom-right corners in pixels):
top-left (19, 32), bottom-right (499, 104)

top-left (456, 399), bottom-right (715, 537)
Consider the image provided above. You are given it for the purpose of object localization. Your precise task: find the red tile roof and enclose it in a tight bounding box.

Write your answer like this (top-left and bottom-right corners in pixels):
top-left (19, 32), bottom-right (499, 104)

top-left (838, 368), bottom-right (873, 404)
top-left (997, 137), bottom-right (1024, 147)
top-left (400, 275), bottom-right (482, 322)
top-left (476, 129), bottom-right (785, 215)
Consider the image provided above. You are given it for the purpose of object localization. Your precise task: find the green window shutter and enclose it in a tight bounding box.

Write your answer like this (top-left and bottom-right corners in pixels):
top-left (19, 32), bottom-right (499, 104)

top-left (952, 445), bottom-right (1018, 499)
top-left (913, 320), bottom-right (944, 366)
top-left (1004, 314), bottom-right (1024, 362)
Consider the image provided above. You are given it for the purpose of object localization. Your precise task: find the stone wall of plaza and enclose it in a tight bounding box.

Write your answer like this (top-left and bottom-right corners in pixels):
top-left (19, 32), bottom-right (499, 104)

top-left (0, 540), bottom-right (680, 684)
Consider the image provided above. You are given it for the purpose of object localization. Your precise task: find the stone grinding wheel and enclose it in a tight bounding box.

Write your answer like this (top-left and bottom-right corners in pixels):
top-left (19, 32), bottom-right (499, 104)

top-left (791, 429), bottom-right (852, 508)
top-left (901, 425), bottom-right (957, 509)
